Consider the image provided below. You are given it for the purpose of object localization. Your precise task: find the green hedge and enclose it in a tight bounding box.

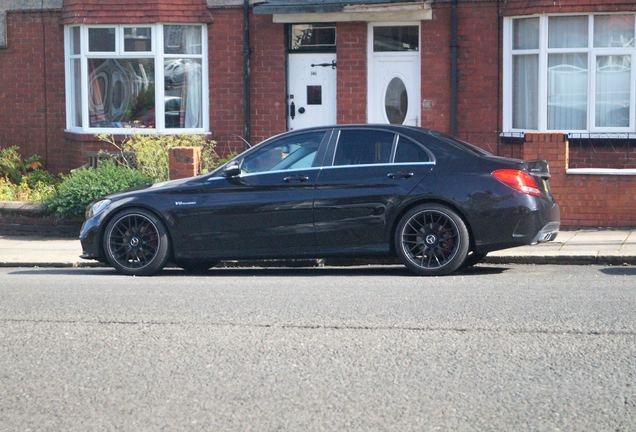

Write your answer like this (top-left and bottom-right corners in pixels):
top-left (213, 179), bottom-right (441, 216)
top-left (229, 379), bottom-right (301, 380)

top-left (47, 161), bottom-right (151, 219)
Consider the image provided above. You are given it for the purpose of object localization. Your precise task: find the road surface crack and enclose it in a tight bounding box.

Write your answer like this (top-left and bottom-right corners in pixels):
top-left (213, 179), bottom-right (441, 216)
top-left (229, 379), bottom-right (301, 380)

top-left (1, 318), bottom-right (634, 336)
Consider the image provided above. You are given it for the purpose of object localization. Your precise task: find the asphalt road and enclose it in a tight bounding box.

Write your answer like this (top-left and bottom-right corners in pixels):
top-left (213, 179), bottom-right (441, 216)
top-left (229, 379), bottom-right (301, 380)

top-left (0, 264), bottom-right (634, 431)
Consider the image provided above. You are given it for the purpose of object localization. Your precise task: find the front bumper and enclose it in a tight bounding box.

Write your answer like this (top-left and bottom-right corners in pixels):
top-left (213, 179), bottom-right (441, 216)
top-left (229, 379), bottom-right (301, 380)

top-left (79, 216), bottom-right (103, 260)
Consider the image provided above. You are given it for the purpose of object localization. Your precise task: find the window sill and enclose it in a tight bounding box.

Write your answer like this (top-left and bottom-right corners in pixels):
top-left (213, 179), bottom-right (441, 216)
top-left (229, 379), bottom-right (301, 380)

top-left (567, 168), bottom-right (636, 176)
top-left (64, 129), bottom-right (211, 137)
top-left (501, 131), bottom-right (636, 139)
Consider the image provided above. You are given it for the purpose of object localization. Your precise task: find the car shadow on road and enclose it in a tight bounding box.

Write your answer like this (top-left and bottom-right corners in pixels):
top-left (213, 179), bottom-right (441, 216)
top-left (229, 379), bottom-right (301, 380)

top-left (9, 264), bottom-right (510, 277)
top-left (599, 266), bottom-right (636, 276)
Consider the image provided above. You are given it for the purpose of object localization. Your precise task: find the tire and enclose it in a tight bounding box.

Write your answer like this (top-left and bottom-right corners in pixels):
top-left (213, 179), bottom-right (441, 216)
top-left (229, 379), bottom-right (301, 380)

top-left (394, 203), bottom-right (470, 276)
top-left (103, 208), bottom-right (170, 276)
top-left (462, 251), bottom-right (487, 268)
top-left (178, 261), bottom-right (218, 273)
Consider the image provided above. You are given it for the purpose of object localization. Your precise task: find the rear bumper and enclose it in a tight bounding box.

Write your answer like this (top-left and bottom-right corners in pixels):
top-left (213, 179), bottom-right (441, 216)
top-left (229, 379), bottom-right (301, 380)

top-left (531, 220), bottom-right (560, 244)
top-left (471, 196), bottom-right (560, 253)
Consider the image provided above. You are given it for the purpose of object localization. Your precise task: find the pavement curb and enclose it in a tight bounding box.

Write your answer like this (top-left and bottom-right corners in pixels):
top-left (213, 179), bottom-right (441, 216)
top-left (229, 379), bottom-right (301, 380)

top-left (485, 255), bottom-right (636, 266)
top-left (0, 261), bottom-right (104, 268)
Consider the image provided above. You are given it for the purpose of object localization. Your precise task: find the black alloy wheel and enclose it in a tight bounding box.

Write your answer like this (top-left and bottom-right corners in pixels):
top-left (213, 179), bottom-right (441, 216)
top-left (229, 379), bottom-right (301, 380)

top-left (103, 208), bottom-right (170, 276)
top-left (395, 204), bottom-right (469, 276)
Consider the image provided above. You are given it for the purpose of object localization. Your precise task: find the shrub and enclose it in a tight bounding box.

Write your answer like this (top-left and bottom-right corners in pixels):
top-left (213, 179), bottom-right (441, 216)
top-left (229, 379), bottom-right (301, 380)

top-left (24, 169), bottom-right (58, 189)
top-left (0, 146), bottom-right (43, 184)
top-left (47, 161), bottom-right (151, 219)
top-left (0, 178), bottom-right (16, 201)
top-left (98, 133), bottom-right (219, 182)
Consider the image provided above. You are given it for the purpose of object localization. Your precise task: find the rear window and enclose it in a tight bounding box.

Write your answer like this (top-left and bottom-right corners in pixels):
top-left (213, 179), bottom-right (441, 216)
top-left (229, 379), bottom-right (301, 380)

top-left (394, 136), bottom-right (431, 163)
top-left (333, 130), bottom-right (395, 166)
top-left (430, 131), bottom-right (493, 156)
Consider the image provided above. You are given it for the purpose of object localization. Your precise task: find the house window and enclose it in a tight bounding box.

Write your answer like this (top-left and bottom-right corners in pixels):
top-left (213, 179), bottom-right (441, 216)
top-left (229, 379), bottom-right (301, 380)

top-left (65, 24), bottom-right (208, 133)
top-left (289, 24), bottom-right (336, 52)
top-left (505, 14), bottom-right (636, 133)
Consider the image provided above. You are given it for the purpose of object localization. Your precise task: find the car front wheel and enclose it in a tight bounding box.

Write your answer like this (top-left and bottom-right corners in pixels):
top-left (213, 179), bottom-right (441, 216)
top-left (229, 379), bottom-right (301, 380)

top-left (395, 204), bottom-right (469, 276)
top-left (103, 208), bottom-right (170, 276)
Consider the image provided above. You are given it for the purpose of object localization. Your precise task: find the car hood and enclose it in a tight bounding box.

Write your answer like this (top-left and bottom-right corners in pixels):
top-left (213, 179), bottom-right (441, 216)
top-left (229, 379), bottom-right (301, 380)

top-left (105, 176), bottom-right (197, 201)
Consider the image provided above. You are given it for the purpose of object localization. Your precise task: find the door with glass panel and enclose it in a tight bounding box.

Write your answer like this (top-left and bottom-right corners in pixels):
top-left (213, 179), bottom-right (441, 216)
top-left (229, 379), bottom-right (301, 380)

top-left (367, 23), bottom-right (421, 126)
top-left (287, 24), bottom-right (337, 130)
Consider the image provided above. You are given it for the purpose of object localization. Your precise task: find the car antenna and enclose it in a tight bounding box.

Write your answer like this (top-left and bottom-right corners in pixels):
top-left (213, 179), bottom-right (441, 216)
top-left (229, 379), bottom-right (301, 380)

top-left (234, 135), bottom-right (252, 149)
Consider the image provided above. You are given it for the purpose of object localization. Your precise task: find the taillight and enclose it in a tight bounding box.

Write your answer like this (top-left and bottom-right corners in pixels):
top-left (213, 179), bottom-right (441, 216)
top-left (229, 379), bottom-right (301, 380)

top-left (491, 169), bottom-right (541, 197)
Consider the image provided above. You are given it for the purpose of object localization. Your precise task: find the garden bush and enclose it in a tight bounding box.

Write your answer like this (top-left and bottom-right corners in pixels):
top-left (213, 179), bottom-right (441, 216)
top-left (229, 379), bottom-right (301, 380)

top-left (47, 161), bottom-right (151, 219)
top-left (0, 146), bottom-right (43, 184)
top-left (98, 133), bottom-right (219, 182)
top-left (0, 146), bottom-right (58, 202)
top-left (0, 178), bottom-right (16, 201)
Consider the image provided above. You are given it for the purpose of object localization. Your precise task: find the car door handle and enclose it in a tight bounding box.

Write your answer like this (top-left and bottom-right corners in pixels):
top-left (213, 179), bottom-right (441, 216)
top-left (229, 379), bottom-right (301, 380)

top-left (387, 171), bottom-right (414, 180)
top-left (283, 175), bottom-right (309, 183)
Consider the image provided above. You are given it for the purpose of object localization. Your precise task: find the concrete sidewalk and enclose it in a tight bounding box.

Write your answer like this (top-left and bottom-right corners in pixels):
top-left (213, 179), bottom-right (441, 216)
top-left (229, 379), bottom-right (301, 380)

top-left (0, 230), bottom-right (634, 267)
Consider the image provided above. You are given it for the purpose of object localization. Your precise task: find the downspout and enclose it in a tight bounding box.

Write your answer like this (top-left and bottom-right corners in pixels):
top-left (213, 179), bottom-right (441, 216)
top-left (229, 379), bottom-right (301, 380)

top-left (41, 1), bottom-right (49, 166)
top-left (450, 0), bottom-right (458, 136)
top-left (243, 0), bottom-right (252, 143)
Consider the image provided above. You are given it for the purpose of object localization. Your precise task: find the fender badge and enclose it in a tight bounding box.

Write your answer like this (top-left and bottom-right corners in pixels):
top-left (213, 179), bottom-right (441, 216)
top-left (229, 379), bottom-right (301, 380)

top-left (175, 201), bottom-right (197, 206)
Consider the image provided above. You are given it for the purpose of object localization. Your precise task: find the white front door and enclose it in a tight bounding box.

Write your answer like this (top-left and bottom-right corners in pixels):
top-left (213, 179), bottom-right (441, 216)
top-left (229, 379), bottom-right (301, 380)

top-left (287, 53), bottom-right (337, 130)
top-left (368, 23), bottom-right (421, 126)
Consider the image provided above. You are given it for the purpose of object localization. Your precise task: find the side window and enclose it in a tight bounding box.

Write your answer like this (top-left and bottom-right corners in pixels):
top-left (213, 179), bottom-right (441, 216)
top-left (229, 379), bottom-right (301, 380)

top-left (333, 130), bottom-right (395, 166)
top-left (394, 136), bottom-right (431, 163)
top-left (241, 131), bottom-right (325, 174)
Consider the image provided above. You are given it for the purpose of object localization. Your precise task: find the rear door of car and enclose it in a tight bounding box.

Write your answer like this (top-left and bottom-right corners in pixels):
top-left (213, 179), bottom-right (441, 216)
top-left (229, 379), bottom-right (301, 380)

top-left (313, 128), bottom-right (435, 253)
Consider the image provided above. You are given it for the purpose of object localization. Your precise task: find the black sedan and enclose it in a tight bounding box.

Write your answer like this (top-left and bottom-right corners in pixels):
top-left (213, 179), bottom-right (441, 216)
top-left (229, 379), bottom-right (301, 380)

top-left (80, 125), bottom-right (560, 276)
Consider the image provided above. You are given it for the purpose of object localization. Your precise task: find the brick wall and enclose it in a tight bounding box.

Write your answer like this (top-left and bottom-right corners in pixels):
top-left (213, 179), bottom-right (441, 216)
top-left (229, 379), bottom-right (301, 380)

top-left (569, 141), bottom-right (636, 170)
top-left (62, 0), bottom-right (211, 24)
top-left (249, 13), bottom-right (286, 144)
top-left (456, 1), bottom-right (500, 153)
top-left (0, 11), bottom-right (67, 173)
top-left (500, 0), bottom-right (636, 16)
top-left (336, 22), bottom-right (367, 124)
top-left (208, 9), bottom-right (245, 156)
top-left (169, 146), bottom-right (201, 179)
top-left (421, 5), bottom-right (451, 133)
top-left (524, 133), bottom-right (636, 228)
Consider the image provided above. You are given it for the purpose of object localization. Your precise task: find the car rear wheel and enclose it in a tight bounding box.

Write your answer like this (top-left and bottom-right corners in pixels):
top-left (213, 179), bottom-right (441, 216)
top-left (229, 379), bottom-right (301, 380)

top-left (395, 204), bottom-right (469, 276)
top-left (103, 208), bottom-right (169, 276)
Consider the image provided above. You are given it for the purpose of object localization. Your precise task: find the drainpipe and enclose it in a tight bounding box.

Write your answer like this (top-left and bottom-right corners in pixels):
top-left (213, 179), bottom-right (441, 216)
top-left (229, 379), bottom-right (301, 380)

top-left (243, 0), bottom-right (252, 143)
top-left (450, 0), bottom-right (458, 136)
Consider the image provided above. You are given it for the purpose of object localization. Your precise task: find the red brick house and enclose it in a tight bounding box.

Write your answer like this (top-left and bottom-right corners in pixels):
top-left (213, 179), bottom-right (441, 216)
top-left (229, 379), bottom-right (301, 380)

top-left (1, 0), bottom-right (635, 227)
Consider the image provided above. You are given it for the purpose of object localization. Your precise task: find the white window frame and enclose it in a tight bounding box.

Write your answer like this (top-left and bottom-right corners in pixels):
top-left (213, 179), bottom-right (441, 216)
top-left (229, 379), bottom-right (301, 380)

top-left (64, 23), bottom-right (209, 135)
top-left (503, 13), bottom-right (636, 134)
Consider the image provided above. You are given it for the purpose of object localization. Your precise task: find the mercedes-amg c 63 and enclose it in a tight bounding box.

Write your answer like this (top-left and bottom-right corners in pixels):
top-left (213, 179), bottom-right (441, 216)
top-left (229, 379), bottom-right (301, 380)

top-left (80, 125), bottom-right (560, 276)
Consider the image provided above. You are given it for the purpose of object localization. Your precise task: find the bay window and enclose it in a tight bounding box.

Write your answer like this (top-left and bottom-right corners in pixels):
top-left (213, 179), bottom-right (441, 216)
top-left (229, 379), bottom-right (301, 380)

top-left (504, 14), bottom-right (636, 133)
top-left (65, 24), bottom-right (208, 133)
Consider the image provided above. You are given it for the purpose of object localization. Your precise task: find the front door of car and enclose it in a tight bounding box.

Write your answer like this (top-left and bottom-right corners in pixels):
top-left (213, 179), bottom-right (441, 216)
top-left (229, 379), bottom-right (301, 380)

top-left (194, 130), bottom-right (330, 259)
top-left (314, 129), bottom-right (434, 253)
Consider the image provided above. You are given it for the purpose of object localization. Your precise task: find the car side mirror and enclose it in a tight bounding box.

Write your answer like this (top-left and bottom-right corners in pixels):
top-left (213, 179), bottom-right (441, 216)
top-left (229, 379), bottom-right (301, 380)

top-left (223, 161), bottom-right (242, 177)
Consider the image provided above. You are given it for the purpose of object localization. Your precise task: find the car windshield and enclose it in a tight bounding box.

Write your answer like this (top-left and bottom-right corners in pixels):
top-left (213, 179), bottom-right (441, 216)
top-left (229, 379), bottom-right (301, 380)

top-left (430, 131), bottom-right (493, 156)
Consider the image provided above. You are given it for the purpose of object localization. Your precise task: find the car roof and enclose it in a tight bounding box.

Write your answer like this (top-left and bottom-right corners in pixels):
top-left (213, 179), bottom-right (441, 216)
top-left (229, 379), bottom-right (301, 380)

top-left (289, 124), bottom-right (434, 135)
